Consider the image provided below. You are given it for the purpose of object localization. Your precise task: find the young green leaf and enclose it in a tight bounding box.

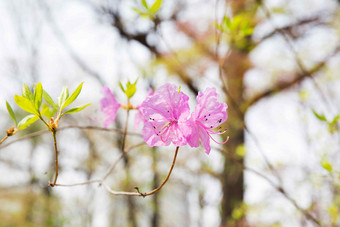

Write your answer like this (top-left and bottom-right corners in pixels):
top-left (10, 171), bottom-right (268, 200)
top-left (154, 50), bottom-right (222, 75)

top-left (132, 8), bottom-right (150, 17)
top-left (41, 103), bottom-right (57, 119)
top-left (125, 80), bottom-right (138, 99)
top-left (119, 81), bottom-right (125, 93)
top-left (6, 101), bottom-right (17, 126)
top-left (14, 95), bottom-right (39, 115)
top-left (312, 110), bottom-right (328, 122)
top-left (61, 82), bottom-right (84, 110)
top-left (141, 0), bottom-right (148, 9)
top-left (22, 84), bottom-right (34, 103)
top-left (321, 156), bottom-right (333, 172)
top-left (17, 114), bottom-right (39, 130)
top-left (330, 115), bottom-right (340, 125)
top-left (150, 0), bottom-right (162, 14)
top-left (57, 86), bottom-right (69, 107)
top-left (34, 82), bottom-right (43, 110)
top-left (61, 103), bottom-right (91, 117)
top-left (43, 89), bottom-right (57, 108)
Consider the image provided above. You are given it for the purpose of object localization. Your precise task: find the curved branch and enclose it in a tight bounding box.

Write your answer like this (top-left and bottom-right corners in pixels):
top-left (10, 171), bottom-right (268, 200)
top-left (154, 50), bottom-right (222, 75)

top-left (103, 146), bottom-right (179, 197)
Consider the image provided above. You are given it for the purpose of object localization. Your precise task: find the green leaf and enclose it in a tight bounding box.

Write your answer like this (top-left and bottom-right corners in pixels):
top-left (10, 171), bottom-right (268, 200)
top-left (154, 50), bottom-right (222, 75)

top-left (61, 82), bottom-right (84, 110)
top-left (57, 86), bottom-right (69, 108)
top-left (41, 103), bottom-right (57, 119)
top-left (321, 156), bottom-right (333, 172)
top-left (6, 101), bottom-right (17, 126)
top-left (43, 89), bottom-right (57, 108)
top-left (61, 103), bottom-right (91, 117)
top-left (312, 110), bottom-right (327, 122)
top-left (14, 95), bottom-right (38, 115)
top-left (17, 114), bottom-right (39, 130)
top-left (330, 115), bottom-right (340, 125)
top-left (125, 78), bottom-right (138, 99)
top-left (34, 82), bottom-right (43, 110)
top-left (223, 16), bottom-right (231, 31)
top-left (141, 0), bottom-right (148, 9)
top-left (22, 84), bottom-right (34, 103)
top-left (230, 15), bottom-right (242, 31)
top-left (119, 81), bottom-right (125, 92)
top-left (150, 0), bottom-right (162, 14)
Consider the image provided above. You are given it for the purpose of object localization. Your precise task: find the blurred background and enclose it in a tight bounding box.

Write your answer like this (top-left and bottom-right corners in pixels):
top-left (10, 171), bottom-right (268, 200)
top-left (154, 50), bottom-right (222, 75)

top-left (0, 0), bottom-right (340, 226)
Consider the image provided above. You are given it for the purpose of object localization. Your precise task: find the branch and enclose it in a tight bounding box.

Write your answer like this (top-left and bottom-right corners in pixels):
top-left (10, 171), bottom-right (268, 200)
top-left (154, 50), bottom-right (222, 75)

top-left (102, 146), bottom-right (179, 197)
top-left (0, 125), bottom-right (141, 150)
top-left (257, 16), bottom-right (325, 43)
top-left (54, 180), bottom-right (101, 187)
top-left (100, 7), bottom-right (159, 55)
top-left (39, 0), bottom-right (105, 85)
top-left (246, 44), bottom-right (340, 108)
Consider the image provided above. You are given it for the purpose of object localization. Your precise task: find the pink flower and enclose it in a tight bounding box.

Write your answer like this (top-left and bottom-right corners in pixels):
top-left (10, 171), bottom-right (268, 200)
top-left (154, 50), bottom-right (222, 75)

top-left (140, 83), bottom-right (190, 147)
top-left (134, 89), bottom-right (154, 130)
top-left (100, 86), bottom-right (121, 128)
top-left (185, 87), bottom-right (229, 154)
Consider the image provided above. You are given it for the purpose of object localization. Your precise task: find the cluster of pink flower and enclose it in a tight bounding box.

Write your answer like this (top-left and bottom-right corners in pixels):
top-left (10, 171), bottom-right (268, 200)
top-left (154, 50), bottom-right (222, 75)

top-left (100, 83), bottom-right (229, 154)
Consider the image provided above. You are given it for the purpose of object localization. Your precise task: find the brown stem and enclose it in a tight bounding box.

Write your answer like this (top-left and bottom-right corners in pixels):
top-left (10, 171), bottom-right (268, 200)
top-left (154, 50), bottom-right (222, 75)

top-left (0, 135), bottom-right (8, 145)
top-left (121, 107), bottom-right (130, 153)
top-left (102, 146), bottom-right (179, 197)
top-left (49, 129), bottom-right (59, 187)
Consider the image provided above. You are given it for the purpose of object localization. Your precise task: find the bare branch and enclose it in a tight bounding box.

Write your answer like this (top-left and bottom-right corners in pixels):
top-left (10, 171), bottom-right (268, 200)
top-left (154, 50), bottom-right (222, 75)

top-left (247, 44), bottom-right (340, 108)
top-left (0, 125), bottom-right (141, 150)
top-left (39, 0), bottom-right (105, 85)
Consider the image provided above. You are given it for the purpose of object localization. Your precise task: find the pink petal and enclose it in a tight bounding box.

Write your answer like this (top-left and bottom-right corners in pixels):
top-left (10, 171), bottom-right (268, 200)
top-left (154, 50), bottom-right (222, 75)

top-left (199, 126), bottom-right (211, 154)
top-left (100, 86), bottom-right (121, 128)
top-left (184, 119), bottom-right (200, 148)
top-left (140, 83), bottom-right (190, 146)
top-left (193, 87), bottom-right (228, 129)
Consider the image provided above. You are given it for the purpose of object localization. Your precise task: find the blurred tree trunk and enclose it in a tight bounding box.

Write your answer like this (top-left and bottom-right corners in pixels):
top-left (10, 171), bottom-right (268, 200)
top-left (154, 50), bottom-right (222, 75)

top-left (220, 1), bottom-right (253, 225)
top-left (221, 51), bottom-right (249, 226)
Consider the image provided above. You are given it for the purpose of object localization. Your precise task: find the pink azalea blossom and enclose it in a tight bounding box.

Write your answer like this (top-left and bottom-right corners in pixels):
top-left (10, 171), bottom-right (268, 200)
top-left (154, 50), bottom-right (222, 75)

top-left (134, 89), bottom-right (154, 130)
top-left (100, 86), bottom-right (121, 128)
top-left (140, 83), bottom-right (190, 147)
top-left (185, 87), bottom-right (229, 154)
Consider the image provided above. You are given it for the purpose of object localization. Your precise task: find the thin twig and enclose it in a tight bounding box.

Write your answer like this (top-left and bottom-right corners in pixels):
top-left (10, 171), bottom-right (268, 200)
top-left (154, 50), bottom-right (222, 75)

top-left (100, 153), bottom-right (124, 184)
top-left (54, 180), bottom-right (101, 187)
top-left (102, 146), bottom-right (179, 197)
top-left (125, 141), bottom-right (145, 153)
top-left (39, 0), bottom-right (105, 85)
top-left (0, 125), bottom-right (141, 150)
top-left (0, 135), bottom-right (8, 145)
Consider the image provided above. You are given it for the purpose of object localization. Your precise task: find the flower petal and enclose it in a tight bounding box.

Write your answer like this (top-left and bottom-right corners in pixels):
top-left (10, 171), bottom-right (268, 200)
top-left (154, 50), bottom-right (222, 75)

top-left (140, 83), bottom-right (190, 146)
top-left (100, 86), bottom-right (121, 128)
top-left (193, 87), bottom-right (228, 129)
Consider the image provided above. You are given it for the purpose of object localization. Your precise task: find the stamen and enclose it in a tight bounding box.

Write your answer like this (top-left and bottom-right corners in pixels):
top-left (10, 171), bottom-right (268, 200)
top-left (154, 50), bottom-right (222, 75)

top-left (208, 133), bottom-right (229, 145)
